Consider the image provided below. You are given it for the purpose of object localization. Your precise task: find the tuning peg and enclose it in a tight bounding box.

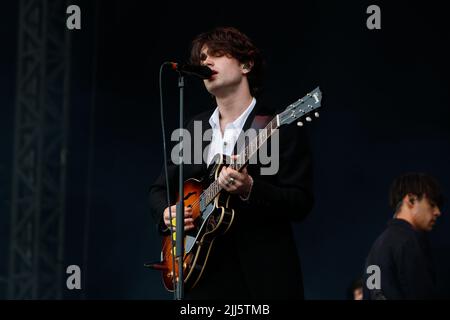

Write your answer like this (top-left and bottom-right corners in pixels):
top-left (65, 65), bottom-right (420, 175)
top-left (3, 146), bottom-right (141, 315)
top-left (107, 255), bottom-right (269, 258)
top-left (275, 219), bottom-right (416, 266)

top-left (297, 121), bottom-right (304, 127)
top-left (314, 112), bottom-right (320, 118)
top-left (306, 117), bottom-right (312, 122)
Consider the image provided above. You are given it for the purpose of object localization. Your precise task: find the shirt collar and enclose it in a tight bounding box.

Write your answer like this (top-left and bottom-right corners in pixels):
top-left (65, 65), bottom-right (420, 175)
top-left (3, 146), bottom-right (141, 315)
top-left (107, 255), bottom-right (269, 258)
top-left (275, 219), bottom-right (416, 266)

top-left (209, 97), bottom-right (256, 130)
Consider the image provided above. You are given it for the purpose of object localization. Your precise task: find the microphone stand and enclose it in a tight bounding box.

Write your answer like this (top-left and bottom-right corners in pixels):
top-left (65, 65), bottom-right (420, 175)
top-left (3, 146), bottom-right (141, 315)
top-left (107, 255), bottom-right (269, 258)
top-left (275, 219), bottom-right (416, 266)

top-left (175, 73), bottom-right (185, 300)
top-left (173, 66), bottom-right (210, 300)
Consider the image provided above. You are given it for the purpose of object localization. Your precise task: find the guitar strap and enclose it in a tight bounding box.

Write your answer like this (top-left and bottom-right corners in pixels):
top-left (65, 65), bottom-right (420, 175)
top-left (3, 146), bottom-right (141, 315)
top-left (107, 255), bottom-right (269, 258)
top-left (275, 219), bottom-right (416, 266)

top-left (233, 114), bottom-right (273, 156)
top-left (250, 115), bottom-right (273, 130)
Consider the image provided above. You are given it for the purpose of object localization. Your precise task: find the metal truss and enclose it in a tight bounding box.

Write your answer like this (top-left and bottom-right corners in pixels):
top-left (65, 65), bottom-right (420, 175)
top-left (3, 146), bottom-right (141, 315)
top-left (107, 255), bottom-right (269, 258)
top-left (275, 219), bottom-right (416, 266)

top-left (8, 0), bottom-right (72, 299)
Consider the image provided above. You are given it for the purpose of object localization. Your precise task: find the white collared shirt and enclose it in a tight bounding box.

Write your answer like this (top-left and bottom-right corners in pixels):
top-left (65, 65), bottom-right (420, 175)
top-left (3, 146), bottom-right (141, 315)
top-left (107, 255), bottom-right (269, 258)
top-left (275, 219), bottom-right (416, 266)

top-left (206, 98), bottom-right (256, 166)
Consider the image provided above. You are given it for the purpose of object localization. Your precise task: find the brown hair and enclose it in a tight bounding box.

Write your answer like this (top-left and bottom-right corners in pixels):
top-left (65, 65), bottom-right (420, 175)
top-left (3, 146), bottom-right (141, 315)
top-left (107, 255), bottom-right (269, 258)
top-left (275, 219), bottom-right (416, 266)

top-left (189, 26), bottom-right (264, 97)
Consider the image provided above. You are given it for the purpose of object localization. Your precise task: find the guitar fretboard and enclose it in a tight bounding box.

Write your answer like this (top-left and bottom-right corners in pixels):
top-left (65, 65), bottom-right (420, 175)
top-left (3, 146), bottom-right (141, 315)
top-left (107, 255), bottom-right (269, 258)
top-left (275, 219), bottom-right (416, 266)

top-left (200, 117), bottom-right (279, 209)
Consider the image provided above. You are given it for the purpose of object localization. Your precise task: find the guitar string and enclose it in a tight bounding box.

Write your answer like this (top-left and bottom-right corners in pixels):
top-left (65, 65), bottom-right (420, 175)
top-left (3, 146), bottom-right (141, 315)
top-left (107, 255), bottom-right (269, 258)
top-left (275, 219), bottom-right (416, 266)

top-left (185, 121), bottom-right (275, 210)
top-left (167, 123), bottom-right (273, 265)
top-left (166, 94), bottom-right (320, 267)
top-left (173, 97), bottom-right (316, 212)
top-left (186, 146), bottom-right (259, 210)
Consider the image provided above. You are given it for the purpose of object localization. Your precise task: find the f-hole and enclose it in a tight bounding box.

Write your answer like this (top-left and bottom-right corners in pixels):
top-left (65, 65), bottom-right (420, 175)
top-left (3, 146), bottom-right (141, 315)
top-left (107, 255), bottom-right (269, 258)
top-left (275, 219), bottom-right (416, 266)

top-left (184, 192), bottom-right (197, 201)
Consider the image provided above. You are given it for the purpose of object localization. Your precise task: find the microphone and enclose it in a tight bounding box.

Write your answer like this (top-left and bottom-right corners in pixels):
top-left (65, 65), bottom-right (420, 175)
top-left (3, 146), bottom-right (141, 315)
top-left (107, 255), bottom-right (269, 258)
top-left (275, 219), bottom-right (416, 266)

top-left (170, 62), bottom-right (214, 79)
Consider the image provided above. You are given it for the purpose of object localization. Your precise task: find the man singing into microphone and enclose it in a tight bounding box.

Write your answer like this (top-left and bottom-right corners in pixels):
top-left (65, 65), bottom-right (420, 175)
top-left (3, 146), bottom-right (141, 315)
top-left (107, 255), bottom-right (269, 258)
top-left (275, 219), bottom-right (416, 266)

top-left (149, 26), bottom-right (314, 299)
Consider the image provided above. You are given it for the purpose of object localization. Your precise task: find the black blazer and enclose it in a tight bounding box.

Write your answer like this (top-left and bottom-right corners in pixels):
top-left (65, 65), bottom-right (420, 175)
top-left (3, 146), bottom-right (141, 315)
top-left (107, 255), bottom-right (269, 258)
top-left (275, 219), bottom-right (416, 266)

top-left (149, 101), bottom-right (314, 299)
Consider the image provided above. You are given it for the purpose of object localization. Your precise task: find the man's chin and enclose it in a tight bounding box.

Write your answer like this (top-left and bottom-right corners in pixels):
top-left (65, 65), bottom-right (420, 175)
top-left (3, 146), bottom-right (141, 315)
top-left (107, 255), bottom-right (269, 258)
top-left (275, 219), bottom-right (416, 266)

top-left (206, 86), bottom-right (223, 98)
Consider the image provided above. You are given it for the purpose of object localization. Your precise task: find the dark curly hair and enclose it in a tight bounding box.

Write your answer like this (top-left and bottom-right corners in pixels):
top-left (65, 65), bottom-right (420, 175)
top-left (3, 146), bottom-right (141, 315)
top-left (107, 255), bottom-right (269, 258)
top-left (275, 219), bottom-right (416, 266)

top-left (389, 172), bottom-right (444, 212)
top-left (189, 26), bottom-right (264, 97)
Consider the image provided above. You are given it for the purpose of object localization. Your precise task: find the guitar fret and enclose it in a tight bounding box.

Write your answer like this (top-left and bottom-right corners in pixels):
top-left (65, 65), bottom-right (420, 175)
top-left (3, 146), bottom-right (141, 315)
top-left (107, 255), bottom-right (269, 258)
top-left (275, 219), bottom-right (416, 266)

top-left (238, 150), bottom-right (245, 170)
top-left (250, 140), bottom-right (256, 154)
top-left (260, 128), bottom-right (267, 144)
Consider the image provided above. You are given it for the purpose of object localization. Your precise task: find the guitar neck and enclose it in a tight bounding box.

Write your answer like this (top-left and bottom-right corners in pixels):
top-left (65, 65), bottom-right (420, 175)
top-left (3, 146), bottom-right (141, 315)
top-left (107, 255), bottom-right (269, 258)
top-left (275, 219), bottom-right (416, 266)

top-left (199, 86), bottom-right (322, 210)
top-left (201, 116), bottom-right (279, 207)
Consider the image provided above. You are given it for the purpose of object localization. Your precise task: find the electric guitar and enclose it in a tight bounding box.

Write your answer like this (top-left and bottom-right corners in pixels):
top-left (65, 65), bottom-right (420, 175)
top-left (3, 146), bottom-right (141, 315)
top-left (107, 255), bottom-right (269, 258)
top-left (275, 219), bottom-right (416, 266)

top-left (153, 87), bottom-right (322, 292)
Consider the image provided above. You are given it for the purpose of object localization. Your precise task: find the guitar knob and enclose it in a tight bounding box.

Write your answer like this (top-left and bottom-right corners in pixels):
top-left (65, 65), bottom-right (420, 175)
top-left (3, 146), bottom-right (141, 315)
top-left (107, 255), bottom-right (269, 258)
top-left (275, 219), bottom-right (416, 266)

top-left (297, 121), bottom-right (304, 127)
top-left (315, 112), bottom-right (320, 118)
top-left (306, 117), bottom-right (312, 122)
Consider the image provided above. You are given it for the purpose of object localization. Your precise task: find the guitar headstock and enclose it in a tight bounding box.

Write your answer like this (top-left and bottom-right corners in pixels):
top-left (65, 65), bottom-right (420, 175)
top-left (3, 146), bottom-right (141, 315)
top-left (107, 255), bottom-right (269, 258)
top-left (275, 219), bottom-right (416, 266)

top-left (277, 86), bottom-right (322, 127)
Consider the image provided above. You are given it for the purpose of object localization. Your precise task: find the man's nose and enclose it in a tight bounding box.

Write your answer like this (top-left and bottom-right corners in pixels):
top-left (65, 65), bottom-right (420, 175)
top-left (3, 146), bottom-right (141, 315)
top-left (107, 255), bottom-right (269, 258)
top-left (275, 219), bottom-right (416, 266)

top-left (435, 207), bottom-right (441, 217)
top-left (204, 57), bottom-right (214, 67)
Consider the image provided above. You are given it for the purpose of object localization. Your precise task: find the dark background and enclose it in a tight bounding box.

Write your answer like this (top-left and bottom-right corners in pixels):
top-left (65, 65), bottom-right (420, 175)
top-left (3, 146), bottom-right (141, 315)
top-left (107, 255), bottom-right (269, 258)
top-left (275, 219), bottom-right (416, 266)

top-left (1, 0), bottom-right (449, 299)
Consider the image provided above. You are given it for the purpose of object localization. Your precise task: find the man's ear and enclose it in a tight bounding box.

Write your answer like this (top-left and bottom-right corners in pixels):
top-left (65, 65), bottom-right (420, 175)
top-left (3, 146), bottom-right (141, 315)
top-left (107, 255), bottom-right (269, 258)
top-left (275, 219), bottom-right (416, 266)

top-left (405, 193), bottom-right (417, 207)
top-left (242, 61), bottom-right (254, 74)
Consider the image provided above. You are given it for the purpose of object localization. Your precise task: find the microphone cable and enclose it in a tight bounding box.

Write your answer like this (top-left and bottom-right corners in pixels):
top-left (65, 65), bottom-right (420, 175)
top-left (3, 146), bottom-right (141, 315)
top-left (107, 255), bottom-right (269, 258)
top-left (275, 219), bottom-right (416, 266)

top-left (159, 61), bottom-right (177, 299)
